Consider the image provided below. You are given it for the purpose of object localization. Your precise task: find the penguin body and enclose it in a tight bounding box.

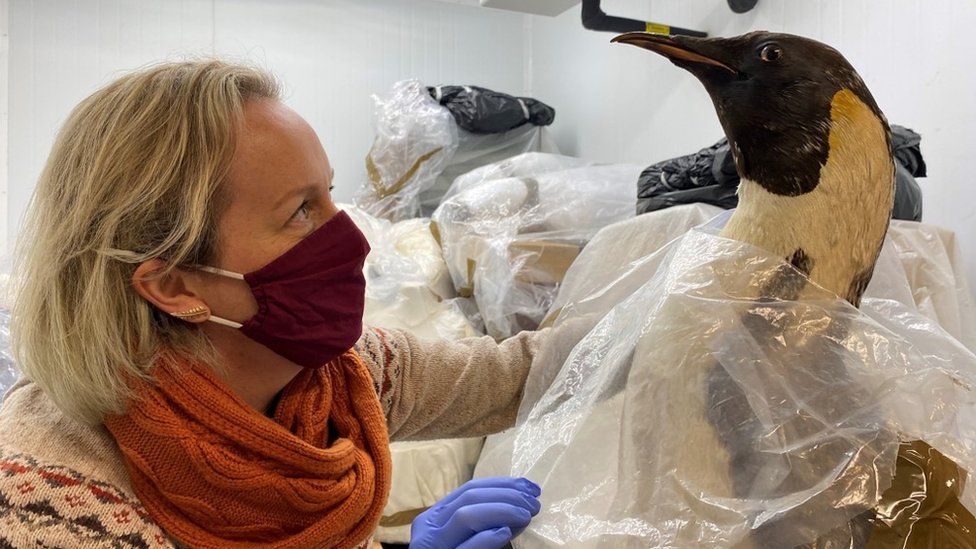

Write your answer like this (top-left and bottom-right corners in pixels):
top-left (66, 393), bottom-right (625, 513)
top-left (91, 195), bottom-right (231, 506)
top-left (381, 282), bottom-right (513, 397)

top-left (613, 31), bottom-right (974, 547)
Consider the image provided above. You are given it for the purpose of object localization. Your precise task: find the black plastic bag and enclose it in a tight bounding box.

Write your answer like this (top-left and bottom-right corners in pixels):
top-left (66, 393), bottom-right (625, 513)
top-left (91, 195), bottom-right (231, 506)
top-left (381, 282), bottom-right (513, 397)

top-left (637, 125), bottom-right (926, 221)
top-left (889, 125), bottom-right (925, 222)
top-left (428, 85), bottom-right (555, 135)
top-left (636, 140), bottom-right (739, 213)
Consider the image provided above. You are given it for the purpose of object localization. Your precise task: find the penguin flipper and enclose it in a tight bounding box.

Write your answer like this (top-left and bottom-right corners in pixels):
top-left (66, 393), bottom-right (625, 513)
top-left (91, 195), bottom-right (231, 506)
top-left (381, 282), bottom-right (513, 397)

top-left (705, 305), bottom-right (895, 548)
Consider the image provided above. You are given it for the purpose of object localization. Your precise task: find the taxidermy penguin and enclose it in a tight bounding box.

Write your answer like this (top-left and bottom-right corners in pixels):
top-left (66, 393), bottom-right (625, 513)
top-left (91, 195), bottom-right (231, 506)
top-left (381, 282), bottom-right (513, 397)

top-left (613, 31), bottom-right (975, 547)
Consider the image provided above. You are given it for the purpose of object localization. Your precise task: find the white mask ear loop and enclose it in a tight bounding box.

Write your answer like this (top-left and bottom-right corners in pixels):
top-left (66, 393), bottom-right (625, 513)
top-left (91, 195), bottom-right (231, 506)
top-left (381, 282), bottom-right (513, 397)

top-left (208, 315), bottom-right (243, 329)
top-left (196, 266), bottom-right (246, 329)
top-left (197, 266), bottom-right (245, 280)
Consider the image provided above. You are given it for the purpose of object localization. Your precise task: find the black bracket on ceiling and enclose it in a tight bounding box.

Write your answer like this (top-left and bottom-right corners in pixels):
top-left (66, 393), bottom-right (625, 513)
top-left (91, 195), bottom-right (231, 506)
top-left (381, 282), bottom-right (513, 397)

top-left (582, 0), bottom-right (761, 36)
top-left (729, 0), bottom-right (760, 13)
top-left (581, 0), bottom-right (707, 37)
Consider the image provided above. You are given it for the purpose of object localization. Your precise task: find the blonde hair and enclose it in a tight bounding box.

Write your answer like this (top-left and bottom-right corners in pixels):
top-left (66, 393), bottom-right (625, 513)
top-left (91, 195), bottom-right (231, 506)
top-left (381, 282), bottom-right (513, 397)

top-left (11, 60), bottom-right (280, 424)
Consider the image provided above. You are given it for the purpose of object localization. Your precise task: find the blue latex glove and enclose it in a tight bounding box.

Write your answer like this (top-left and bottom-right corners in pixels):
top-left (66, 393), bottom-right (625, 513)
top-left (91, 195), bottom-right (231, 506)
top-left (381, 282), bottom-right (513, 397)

top-left (410, 476), bottom-right (542, 549)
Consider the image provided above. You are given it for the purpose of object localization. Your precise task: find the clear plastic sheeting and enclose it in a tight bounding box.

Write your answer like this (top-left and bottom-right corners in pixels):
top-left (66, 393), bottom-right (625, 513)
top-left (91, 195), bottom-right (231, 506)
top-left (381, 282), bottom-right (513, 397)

top-left (0, 263), bottom-right (17, 401)
top-left (343, 204), bottom-right (480, 341)
top-left (432, 153), bottom-right (640, 339)
top-left (356, 80), bottom-right (459, 222)
top-left (0, 309), bottom-right (17, 402)
top-left (476, 209), bottom-right (976, 548)
top-left (885, 221), bottom-right (976, 351)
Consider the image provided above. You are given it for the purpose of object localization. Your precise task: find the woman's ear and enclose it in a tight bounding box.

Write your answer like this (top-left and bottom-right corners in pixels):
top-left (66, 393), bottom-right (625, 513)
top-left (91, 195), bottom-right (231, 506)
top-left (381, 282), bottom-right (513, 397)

top-left (132, 259), bottom-right (211, 323)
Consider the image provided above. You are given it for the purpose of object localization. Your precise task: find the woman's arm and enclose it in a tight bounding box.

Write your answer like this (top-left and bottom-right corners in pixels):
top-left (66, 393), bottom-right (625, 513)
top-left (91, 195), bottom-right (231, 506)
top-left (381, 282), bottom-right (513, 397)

top-left (355, 327), bottom-right (548, 441)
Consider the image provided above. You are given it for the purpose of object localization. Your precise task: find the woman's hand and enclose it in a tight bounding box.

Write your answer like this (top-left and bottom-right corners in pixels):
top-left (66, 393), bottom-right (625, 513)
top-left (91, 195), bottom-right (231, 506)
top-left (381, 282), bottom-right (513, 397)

top-left (410, 476), bottom-right (542, 549)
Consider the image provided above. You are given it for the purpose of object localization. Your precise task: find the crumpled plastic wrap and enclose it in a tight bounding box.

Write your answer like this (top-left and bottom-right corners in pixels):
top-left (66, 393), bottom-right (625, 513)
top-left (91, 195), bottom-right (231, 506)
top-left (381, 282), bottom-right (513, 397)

top-left (355, 80), bottom-right (558, 222)
top-left (431, 153), bottom-right (641, 339)
top-left (476, 207), bottom-right (976, 548)
top-left (343, 204), bottom-right (480, 341)
top-left (356, 80), bottom-right (460, 222)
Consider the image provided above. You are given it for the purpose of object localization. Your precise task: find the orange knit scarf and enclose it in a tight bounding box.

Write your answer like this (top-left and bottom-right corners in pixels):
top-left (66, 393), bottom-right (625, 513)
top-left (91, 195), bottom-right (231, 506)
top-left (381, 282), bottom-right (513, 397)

top-left (104, 350), bottom-right (392, 549)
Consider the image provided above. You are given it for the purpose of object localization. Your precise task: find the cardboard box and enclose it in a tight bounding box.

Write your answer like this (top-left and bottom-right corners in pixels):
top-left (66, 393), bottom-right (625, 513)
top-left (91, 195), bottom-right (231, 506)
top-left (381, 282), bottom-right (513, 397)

top-left (510, 239), bottom-right (582, 285)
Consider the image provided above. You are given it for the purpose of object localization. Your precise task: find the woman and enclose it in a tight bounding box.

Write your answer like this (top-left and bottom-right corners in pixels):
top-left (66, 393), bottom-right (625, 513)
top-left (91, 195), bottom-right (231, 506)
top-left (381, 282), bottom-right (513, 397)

top-left (0, 61), bottom-right (569, 548)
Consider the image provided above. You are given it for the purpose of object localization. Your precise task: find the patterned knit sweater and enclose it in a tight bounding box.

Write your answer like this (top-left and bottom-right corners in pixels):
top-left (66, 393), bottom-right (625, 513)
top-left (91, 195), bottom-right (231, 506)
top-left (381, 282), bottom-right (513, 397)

top-left (0, 327), bottom-right (545, 548)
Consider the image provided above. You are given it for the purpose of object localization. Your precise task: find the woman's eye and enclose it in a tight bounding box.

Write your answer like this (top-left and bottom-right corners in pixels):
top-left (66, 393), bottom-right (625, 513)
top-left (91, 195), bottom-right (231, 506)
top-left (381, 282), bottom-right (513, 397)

top-left (329, 185), bottom-right (335, 192)
top-left (292, 200), bottom-right (311, 222)
top-left (760, 44), bottom-right (783, 62)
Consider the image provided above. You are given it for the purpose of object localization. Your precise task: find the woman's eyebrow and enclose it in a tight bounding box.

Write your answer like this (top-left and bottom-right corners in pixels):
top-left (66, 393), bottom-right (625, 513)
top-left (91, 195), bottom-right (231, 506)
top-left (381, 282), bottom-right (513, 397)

top-left (273, 184), bottom-right (318, 211)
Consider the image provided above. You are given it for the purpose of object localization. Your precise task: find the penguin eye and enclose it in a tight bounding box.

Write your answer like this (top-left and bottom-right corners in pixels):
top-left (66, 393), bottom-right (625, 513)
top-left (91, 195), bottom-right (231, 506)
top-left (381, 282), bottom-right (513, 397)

top-left (760, 44), bottom-right (783, 62)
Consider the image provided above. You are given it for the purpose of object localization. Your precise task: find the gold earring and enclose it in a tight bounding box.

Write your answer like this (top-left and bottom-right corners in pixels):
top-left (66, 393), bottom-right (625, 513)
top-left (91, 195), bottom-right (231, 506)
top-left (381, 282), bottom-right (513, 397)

top-left (171, 305), bottom-right (210, 319)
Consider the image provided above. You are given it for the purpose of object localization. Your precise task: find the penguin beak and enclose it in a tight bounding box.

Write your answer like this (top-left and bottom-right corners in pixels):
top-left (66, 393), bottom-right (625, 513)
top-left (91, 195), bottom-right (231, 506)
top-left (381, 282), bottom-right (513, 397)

top-left (611, 33), bottom-right (740, 78)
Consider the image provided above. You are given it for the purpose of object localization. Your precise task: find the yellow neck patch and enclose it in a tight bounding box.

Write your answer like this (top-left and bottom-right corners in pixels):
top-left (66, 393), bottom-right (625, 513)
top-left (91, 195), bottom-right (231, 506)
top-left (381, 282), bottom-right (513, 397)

top-left (722, 86), bottom-right (893, 301)
top-left (828, 88), bottom-right (879, 151)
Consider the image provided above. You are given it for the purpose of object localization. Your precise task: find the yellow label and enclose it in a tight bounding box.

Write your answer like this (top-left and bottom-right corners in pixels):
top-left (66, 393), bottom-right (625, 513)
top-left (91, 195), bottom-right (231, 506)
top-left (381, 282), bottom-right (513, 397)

top-left (646, 22), bottom-right (670, 35)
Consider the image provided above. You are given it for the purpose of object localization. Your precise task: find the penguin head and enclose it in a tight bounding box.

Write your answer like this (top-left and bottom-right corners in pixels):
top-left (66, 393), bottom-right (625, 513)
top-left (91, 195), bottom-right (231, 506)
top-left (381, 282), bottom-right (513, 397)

top-left (613, 31), bottom-right (890, 197)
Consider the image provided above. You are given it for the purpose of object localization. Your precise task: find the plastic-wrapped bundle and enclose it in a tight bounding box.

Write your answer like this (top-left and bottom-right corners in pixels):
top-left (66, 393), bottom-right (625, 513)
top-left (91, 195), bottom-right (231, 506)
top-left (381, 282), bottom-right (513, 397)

top-left (356, 80), bottom-right (460, 222)
top-left (342, 204), bottom-right (486, 542)
top-left (476, 208), bottom-right (976, 548)
top-left (418, 126), bottom-right (559, 217)
top-left (355, 81), bottom-right (559, 222)
top-left (378, 437), bottom-right (486, 543)
top-left (432, 153), bottom-right (640, 339)
top-left (444, 152), bottom-right (592, 203)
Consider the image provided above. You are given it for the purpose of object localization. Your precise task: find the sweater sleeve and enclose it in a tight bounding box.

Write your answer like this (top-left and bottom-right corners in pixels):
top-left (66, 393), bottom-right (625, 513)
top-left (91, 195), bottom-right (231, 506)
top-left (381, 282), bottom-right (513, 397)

top-left (0, 380), bottom-right (177, 548)
top-left (354, 327), bottom-right (548, 441)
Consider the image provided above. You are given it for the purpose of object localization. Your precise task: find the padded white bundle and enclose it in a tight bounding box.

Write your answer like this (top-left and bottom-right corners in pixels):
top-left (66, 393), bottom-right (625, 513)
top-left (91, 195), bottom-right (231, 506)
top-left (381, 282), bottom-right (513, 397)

top-left (445, 152), bottom-right (592, 200)
top-left (344, 205), bottom-right (479, 341)
top-left (433, 153), bottom-right (641, 339)
top-left (476, 205), bottom-right (976, 548)
top-left (378, 438), bottom-right (486, 542)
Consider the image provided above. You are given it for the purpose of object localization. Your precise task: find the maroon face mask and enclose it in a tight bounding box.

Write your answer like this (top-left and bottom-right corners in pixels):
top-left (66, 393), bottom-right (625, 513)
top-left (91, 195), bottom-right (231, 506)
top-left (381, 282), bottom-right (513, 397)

top-left (200, 210), bottom-right (370, 368)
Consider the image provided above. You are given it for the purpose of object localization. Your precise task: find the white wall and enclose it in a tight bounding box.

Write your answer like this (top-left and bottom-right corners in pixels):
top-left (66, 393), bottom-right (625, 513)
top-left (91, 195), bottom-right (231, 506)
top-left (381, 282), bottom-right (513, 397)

top-left (527, 0), bottom-right (976, 294)
top-left (0, 0), bottom-right (8, 260)
top-left (5, 0), bottom-right (526, 254)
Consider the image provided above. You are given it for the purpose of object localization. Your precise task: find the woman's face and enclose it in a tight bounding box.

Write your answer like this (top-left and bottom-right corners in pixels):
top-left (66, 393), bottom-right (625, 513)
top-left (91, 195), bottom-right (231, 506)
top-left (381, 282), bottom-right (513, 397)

top-left (199, 99), bottom-right (339, 323)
